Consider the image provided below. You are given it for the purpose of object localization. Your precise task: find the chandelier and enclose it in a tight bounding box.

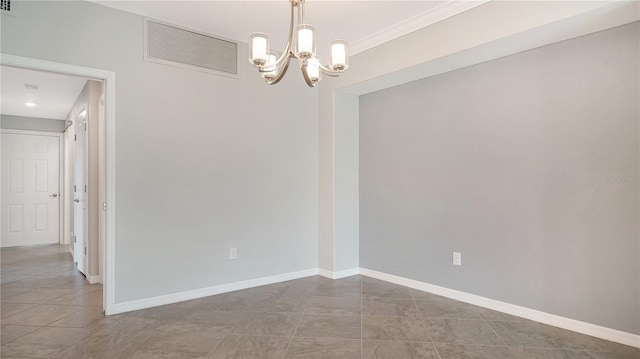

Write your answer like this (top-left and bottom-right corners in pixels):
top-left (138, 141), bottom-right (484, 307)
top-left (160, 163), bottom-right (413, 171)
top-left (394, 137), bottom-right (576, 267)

top-left (248, 0), bottom-right (349, 87)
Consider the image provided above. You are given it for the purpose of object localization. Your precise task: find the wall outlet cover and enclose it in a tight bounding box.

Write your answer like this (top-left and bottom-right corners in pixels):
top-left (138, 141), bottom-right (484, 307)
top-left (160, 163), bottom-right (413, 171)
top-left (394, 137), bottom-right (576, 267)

top-left (453, 252), bottom-right (462, 266)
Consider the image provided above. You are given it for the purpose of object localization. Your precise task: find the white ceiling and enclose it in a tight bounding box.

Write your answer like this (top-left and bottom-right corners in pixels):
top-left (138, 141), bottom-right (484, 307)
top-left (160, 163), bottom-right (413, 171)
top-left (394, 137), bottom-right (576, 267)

top-left (1, 66), bottom-right (89, 120)
top-left (91, 1), bottom-right (481, 56)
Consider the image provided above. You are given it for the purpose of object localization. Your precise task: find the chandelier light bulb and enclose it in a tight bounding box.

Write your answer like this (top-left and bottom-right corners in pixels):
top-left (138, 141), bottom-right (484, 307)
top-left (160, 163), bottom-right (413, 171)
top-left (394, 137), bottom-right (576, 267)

top-left (261, 51), bottom-right (279, 81)
top-left (306, 58), bottom-right (321, 82)
top-left (330, 40), bottom-right (349, 71)
top-left (249, 33), bottom-right (270, 66)
top-left (296, 24), bottom-right (316, 59)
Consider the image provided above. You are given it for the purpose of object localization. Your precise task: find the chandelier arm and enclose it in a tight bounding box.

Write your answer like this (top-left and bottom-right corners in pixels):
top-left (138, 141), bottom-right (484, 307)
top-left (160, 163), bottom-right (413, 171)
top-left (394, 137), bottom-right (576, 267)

top-left (320, 71), bottom-right (339, 78)
top-left (270, 0), bottom-right (296, 67)
top-left (300, 61), bottom-right (316, 87)
top-left (318, 63), bottom-right (342, 75)
top-left (258, 52), bottom-right (293, 73)
top-left (267, 53), bottom-right (293, 85)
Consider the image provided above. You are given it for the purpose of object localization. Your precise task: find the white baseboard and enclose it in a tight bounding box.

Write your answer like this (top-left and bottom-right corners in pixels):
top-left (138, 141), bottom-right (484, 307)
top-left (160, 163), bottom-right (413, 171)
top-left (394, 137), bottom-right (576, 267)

top-left (111, 268), bottom-right (318, 315)
top-left (318, 267), bottom-right (360, 280)
top-left (87, 275), bottom-right (101, 284)
top-left (359, 268), bottom-right (640, 349)
top-left (107, 264), bottom-right (639, 348)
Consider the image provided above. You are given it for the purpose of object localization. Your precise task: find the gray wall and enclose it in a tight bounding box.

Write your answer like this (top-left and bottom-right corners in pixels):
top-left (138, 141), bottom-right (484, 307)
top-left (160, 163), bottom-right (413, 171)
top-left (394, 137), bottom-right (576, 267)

top-left (317, 0), bottom-right (628, 274)
top-left (360, 23), bottom-right (640, 334)
top-left (1, 114), bottom-right (66, 132)
top-left (1, 1), bottom-right (318, 303)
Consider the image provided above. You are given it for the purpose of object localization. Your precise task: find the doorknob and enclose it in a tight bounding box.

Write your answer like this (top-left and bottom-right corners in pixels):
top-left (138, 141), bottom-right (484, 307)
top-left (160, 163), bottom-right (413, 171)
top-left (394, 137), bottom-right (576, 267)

top-left (74, 198), bottom-right (80, 203)
top-left (49, 193), bottom-right (58, 198)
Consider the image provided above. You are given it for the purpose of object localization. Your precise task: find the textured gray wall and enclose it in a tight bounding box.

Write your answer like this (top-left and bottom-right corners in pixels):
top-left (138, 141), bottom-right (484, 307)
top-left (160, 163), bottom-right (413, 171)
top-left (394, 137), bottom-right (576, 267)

top-left (2, 1), bottom-right (318, 303)
top-left (360, 23), bottom-right (640, 334)
top-left (1, 115), bottom-right (66, 132)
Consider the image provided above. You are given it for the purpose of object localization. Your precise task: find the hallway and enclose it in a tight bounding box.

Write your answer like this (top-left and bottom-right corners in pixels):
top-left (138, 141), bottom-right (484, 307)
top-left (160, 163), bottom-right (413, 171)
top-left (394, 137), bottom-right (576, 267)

top-left (1, 245), bottom-right (103, 357)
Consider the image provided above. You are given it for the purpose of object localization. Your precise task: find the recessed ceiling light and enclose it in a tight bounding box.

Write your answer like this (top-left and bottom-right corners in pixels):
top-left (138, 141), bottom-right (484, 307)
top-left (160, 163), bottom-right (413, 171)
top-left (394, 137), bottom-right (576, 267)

top-left (24, 102), bottom-right (36, 107)
top-left (24, 84), bottom-right (39, 90)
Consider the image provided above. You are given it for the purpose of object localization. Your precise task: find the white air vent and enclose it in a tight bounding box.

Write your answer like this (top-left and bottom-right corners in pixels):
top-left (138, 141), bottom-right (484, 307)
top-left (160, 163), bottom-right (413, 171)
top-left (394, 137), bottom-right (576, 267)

top-left (144, 19), bottom-right (238, 77)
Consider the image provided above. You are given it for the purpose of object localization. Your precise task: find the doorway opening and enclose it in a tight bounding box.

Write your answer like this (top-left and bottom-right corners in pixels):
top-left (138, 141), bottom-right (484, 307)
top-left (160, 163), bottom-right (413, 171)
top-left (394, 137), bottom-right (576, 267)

top-left (60, 80), bottom-right (105, 284)
top-left (1, 54), bottom-right (116, 314)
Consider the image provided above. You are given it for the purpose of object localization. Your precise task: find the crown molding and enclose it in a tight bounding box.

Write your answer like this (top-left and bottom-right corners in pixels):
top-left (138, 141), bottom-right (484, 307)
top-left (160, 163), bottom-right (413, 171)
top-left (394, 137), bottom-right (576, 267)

top-left (351, 0), bottom-right (489, 55)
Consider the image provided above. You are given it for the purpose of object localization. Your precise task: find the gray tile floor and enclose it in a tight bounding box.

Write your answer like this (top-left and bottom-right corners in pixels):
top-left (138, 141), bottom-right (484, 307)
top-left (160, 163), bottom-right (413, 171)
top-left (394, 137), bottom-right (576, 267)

top-left (1, 245), bottom-right (639, 359)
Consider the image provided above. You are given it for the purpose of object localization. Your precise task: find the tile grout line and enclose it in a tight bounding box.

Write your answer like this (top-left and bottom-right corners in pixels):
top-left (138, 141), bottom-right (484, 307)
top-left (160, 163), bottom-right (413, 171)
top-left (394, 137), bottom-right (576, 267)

top-left (0, 325), bottom-right (40, 346)
top-left (408, 288), bottom-right (443, 359)
top-left (0, 303), bottom-right (38, 321)
top-left (202, 310), bottom-right (248, 358)
top-left (480, 314), bottom-right (510, 347)
top-left (0, 287), bottom-right (38, 301)
top-left (478, 311), bottom-right (525, 359)
top-left (46, 318), bottom-right (100, 358)
top-left (582, 349), bottom-right (602, 359)
top-left (280, 291), bottom-right (311, 359)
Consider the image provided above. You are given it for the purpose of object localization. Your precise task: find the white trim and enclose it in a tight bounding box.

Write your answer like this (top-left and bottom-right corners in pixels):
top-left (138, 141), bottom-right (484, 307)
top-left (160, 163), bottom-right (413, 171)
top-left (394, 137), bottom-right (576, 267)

top-left (0, 129), bottom-right (62, 137)
top-left (57, 131), bottom-right (64, 248)
top-left (111, 268), bottom-right (318, 314)
top-left (350, 1), bottom-right (489, 55)
top-left (87, 275), bottom-right (100, 284)
top-left (318, 267), bottom-right (360, 280)
top-left (1, 54), bottom-right (117, 316)
top-left (317, 269), bottom-right (332, 279)
top-left (359, 268), bottom-right (640, 348)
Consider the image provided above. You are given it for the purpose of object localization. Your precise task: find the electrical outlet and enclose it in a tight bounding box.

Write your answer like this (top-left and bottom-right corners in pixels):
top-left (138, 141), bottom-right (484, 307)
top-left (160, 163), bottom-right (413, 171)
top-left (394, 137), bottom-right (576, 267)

top-left (229, 247), bottom-right (237, 260)
top-left (453, 252), bottom-right (462, 266)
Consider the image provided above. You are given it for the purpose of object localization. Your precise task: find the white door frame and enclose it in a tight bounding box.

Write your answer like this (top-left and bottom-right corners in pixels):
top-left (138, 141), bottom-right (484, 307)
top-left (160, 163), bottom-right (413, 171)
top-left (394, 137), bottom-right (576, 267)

top-left (1, 54), bottom-right (117, 315)
top-left (0, 129), bottom-right (64, 246)
top-left (72, 107), bottom-right (88, 276)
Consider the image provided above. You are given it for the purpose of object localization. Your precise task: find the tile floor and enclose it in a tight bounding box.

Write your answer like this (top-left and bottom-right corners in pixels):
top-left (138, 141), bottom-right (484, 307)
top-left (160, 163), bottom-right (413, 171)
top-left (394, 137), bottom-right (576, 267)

top-left (1, 245), bottom-right (639, 358)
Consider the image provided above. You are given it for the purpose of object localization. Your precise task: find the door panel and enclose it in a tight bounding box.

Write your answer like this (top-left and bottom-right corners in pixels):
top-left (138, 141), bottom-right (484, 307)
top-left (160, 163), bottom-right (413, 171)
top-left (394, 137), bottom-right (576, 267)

top-left (9, 159), bottom-right (23, 192)
top-left (1, 133), bottom-right (60, 247)
top-left (8, 205), bottom-right (23, 233)
top-left (73, 111), bottom-right (88, 275)
top-left (35, 160), bottom-right (49, 192)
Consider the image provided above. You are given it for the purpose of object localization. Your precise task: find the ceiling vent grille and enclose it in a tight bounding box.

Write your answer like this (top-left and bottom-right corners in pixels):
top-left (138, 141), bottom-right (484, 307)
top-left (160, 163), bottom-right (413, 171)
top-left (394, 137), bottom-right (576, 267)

top-left (144, 19), bottom-right (238, 77)
top-left (1, 0), bottom-right (11, 13)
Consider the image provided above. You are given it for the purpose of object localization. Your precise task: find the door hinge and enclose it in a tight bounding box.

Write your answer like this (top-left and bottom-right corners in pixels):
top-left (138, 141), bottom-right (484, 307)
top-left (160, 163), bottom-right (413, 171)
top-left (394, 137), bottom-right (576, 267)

top-left (73, 236), bottom-right (77, 243)
top-left (84, 247), bottom-right (87, 255)
top-left (74, 134), bottom-right (77, 141)
top-left (74, 185), bottom-right (76, 192)
top-left (84, 185), bottom-right (87, 193)
top-left (103, 202), bottom-right (107, 211)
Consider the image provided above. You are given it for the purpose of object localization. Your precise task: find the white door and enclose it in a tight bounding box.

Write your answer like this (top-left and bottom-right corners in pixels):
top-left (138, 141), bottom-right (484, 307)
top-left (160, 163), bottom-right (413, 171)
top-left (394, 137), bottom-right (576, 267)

top-left (73, 111), bottom-right (88, 274)
top-left (1, 132), bottom-right (60, 247)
